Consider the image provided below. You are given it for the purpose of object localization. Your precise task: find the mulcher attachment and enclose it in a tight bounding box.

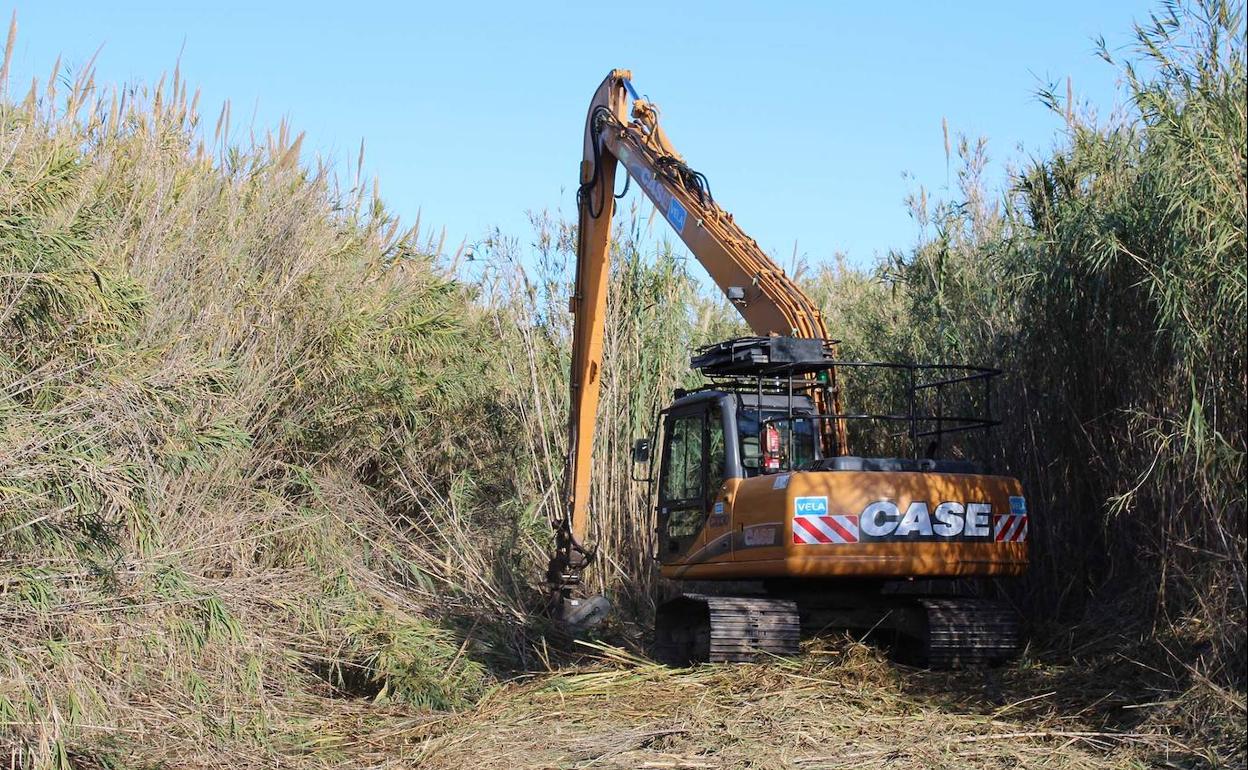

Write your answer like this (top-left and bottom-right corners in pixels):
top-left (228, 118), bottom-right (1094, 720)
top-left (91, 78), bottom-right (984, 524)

top-left (653, 594), bottom-right (800, 665)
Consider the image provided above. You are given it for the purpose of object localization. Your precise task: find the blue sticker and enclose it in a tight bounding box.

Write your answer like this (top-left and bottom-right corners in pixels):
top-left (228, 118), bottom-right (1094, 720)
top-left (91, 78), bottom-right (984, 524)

top-left (1009, 496), bottom-right (1027, 515)
top-left (666, 199), bottom-right (688, 232)
top-left (617, 144), bottom-right (690, 235)
top-left (713, 502), bottom-right (724, 515)
top-left (794, 496), bottom-right (828, 517)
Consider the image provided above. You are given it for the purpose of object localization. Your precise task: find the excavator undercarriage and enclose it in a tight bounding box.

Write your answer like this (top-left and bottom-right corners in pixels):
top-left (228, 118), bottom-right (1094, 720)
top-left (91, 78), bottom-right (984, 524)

top-left (653, 581), bottom-right (1020, 668)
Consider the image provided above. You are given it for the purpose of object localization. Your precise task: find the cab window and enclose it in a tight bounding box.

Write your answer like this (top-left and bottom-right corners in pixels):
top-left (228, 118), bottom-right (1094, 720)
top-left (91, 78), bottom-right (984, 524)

top-left (662, 413), bottom-right (704, 502)
top-left (738, 409), bottom-right (819, 475)
top-left (707, 405), bottom-right (726, 493)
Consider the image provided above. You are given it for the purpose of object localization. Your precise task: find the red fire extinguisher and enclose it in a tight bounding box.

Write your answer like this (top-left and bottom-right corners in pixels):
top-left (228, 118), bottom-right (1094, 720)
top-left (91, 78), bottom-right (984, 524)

top-left (763, 423), bottom-right (783, 473)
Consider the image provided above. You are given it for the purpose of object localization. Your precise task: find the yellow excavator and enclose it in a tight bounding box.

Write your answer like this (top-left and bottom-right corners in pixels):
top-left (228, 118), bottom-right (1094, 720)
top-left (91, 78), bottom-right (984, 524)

top-left (548, 70), bottom-right (1029, 667)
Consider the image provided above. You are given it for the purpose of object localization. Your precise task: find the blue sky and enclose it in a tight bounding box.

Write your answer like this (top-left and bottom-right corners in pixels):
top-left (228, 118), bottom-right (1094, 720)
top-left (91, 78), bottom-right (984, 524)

top-left (8, 1), bottom-right (1149, 267)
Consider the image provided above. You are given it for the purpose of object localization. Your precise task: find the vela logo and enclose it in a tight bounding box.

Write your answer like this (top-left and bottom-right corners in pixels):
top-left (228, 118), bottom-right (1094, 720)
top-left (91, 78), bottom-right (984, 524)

top-left (792, 496), bottom-right (860, 544)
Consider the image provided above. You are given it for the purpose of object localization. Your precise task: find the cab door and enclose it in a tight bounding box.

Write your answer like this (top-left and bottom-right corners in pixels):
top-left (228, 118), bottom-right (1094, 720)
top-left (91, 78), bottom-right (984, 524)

top-left (657, 402), bottom-right (728, 563)
top-left (657, 407), bottom-right (709, 562)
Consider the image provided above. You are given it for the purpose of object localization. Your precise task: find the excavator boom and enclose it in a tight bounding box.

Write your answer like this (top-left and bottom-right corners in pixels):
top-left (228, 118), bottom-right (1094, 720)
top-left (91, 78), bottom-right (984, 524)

top-left (550, 70), bottom-right (847, 613)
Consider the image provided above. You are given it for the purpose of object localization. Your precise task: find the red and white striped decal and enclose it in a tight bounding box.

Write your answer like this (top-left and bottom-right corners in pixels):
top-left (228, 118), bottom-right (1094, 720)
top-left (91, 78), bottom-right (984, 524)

top-left (994, 513), bottom-right (1028, 543)
top-left (793, 514), bottom-right (859, 545)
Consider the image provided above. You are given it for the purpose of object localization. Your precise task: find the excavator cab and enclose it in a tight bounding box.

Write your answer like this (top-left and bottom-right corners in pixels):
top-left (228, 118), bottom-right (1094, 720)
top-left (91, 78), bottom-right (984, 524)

top-left (654, 389), bottom-right (822, 562)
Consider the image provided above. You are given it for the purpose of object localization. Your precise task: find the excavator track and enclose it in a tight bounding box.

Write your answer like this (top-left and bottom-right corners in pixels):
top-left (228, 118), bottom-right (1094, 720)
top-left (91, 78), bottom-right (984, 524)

top-left (904, 598), bottom-right (1020, 668)
top-left (653, 594), bottom-right (800, 665)
top-left (654, 588), bottom-right (1018, 669)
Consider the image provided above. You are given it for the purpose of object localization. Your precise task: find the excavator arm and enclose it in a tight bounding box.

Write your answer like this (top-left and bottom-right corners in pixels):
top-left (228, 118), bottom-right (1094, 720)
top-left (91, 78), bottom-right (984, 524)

top-left (549, 69), bottom-right (847, 619)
